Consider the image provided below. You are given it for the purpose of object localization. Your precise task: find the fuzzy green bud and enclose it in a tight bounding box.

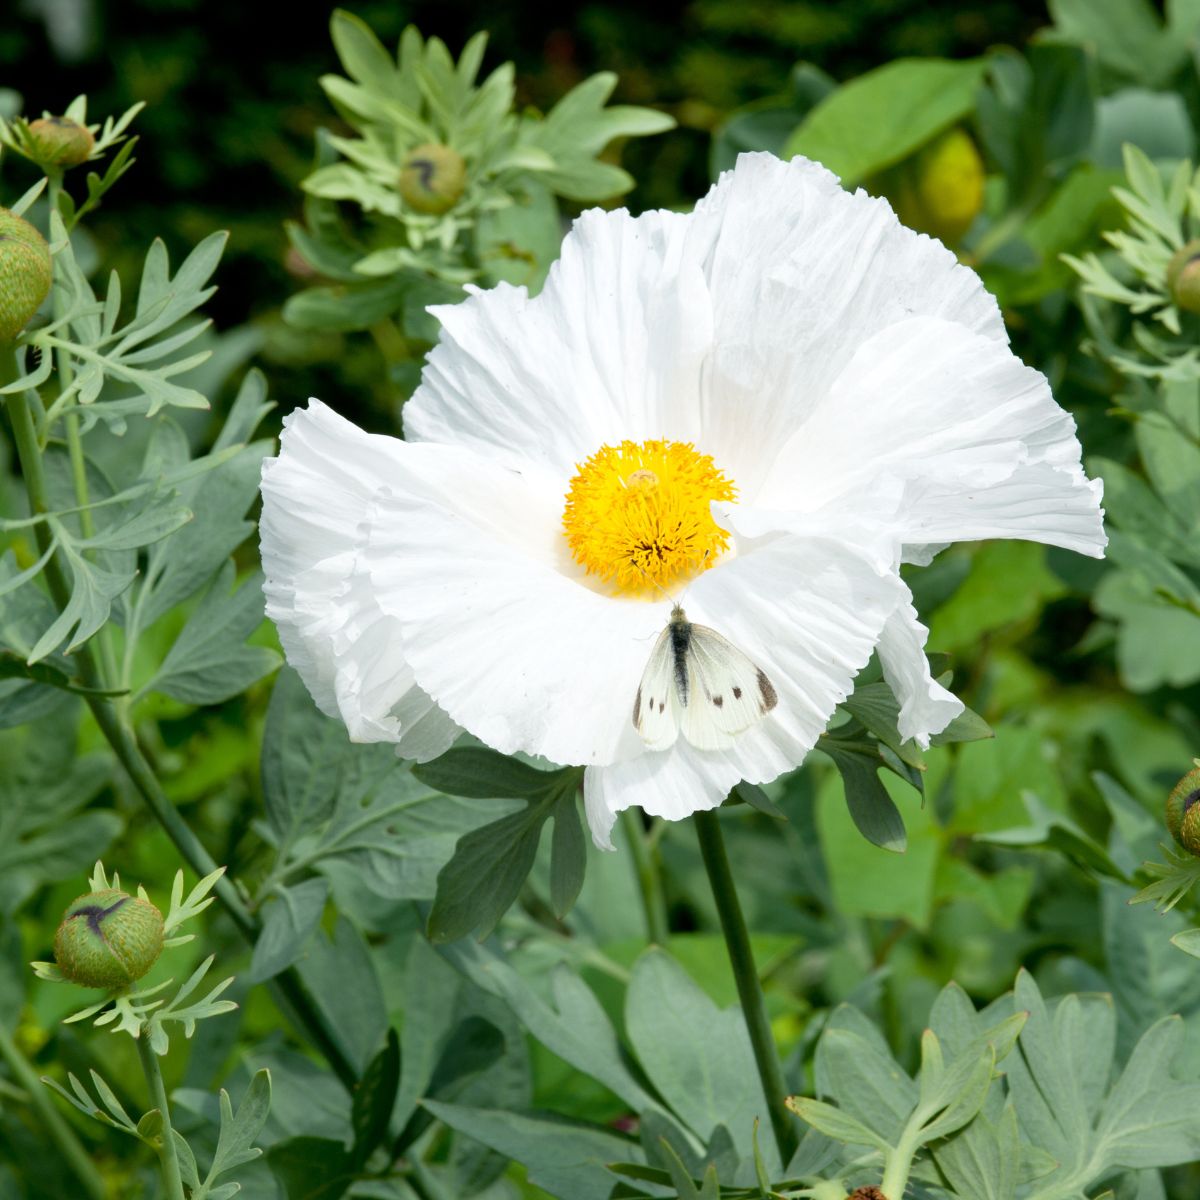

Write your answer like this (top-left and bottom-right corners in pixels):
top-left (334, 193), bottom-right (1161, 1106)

top-left (0, 208), bottom-right (52, 341)
top-left (1166, 765), bottom-right (1200, 854)
top-left (26, 116), bottom-right (95, 167)
top-left (399, 143), bottom-right (467, 215)
top-left (54, 889), bottom-right (164, 989)
top-left (1167, 240), bottom-right (1200, 315)
top-left (877, 127), bottom-right (984, 246)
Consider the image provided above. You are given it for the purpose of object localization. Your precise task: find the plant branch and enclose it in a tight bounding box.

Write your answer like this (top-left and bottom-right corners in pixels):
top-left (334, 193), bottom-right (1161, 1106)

top-left (694, 807), bottom-right (798, 1165)
top-left (135, 1032), bottom-right (186, 1200)
top-left (4, 353), bottom-right (358, 1091)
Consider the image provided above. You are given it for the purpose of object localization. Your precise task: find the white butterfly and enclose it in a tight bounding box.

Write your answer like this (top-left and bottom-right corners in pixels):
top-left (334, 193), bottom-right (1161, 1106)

top-left (633, 603), bottom-right (778, 751)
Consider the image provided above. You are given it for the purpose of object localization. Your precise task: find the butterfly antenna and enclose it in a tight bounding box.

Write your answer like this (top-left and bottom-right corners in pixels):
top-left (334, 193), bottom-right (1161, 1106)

top-left (633, 566), bottom-right (684, 612)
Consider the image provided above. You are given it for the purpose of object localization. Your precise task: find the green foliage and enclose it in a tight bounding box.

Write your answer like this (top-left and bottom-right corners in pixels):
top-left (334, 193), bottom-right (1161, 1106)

top-left (284, 10), bottom-right (674, 392)
top-left (783, 57), bottom-right (987, 186)
top-left (7, 6), bottom-right (1200, 1200)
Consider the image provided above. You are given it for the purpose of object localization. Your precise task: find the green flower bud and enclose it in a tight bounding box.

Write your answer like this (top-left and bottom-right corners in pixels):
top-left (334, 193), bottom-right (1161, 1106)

top-left (399, 143), bottom-right (467, 215)
top-left (877, 127), bottom-right (984, 246)
top-left (1166, 765), bottom-right (1200, 854)
top-left (0, 208), bottom-right (52, 341)
top-left (54, 889), bottom-right (164, 989)
top-left (26, 116), bottom-right (95, 168)
top-left (1167, 241), bottom-right (1200, 315)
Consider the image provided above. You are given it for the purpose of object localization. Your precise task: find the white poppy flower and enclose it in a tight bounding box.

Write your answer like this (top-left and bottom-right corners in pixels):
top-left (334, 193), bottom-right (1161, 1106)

top-left (260, 152), bottom-right (1105, 850)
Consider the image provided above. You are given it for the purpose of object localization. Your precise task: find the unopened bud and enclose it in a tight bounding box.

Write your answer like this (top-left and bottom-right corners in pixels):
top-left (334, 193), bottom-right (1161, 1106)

top-left (0, 208), bottom-right (52, 341)
top-left (847, 1189), bottom-right (888, 1200)
top-left (54, 889), bottom-right (164, 989)
top-left (1166, 765), bottom-right (1200, 855)
top-left (399, 143), bottom-right (467, 215)
top-left (1167, 241), bottom-right (1200, 315)
top-left (26, 116), bottom-right (95, 168)
top-left (882, 127), bottom-right (984, 246)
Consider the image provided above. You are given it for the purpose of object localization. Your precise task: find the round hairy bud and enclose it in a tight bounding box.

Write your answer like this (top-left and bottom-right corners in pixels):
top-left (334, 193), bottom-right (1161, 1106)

top-left (1167, 240), bottom-right (1200, 315)
top-left (26, 116), bottom-right (95, 167)
top-left (847, 1189), bottom-right (889, 1200)
top-left (1166, 765), bottom-right (1200, 854)
top-left (883, 127), bottom-right (984, 245)
top-left (0, 208), bottom-right (52, 341)
top-left (399, 143), bottom-right (467, 215)
top-left (54, 889), bottom-right (165, 989)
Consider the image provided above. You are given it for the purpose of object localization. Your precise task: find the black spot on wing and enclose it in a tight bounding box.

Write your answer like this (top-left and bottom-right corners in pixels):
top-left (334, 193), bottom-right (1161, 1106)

top-left (757, 669), bottom-right (778, 712)
top-left (712, 695), bottom-right (724, 708)
top-left (732, 686), bottom-right (742, 700)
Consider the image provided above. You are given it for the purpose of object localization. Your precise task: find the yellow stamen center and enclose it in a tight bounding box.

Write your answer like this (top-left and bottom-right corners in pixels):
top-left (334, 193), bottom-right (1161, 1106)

top-left (562, 439), bottom-right (736, 595)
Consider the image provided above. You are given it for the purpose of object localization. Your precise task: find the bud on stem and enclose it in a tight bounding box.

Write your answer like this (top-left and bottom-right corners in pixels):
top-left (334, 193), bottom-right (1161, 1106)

top-left (54, 889), bottom-right (165, 989)
top-left (26, 116), bottom-right (95, 167)
top-left (399, 142), bottom-right (467, 214)
top-left (0, 208), bottom-right (52, 341)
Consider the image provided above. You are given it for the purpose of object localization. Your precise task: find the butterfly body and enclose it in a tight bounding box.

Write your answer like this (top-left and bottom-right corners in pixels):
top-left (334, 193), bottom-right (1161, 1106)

top-left (633, 604), bottom-right (777, 751)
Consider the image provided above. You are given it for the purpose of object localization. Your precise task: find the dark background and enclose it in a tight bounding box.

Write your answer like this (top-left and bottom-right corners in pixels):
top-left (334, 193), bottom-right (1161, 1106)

top-left (1, 0), bottom-right (1051, 416)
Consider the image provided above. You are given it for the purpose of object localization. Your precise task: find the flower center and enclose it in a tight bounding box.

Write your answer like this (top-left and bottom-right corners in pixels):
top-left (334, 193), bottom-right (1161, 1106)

top-left (562, 439), bottom-right (736, 595)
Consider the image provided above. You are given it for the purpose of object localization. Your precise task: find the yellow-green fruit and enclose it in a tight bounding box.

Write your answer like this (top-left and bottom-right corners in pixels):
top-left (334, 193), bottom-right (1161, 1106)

top-left (1167, 240), bottom-right (1200, 315)
top-left (26, 116), bottom-right (95, 167)
top-left (54, 889), bottom-right (164, 989)
top-left (399, 143), bottom-right (467, 215)
top-left (0, 208), bottom-right (52, 341)
top-left (1166, 766), bottom-right (1200, 854)
top-left (886, 127), bottom-right (985, 245)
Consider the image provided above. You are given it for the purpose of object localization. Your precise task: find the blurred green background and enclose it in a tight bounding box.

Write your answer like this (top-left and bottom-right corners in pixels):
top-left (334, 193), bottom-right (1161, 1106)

top-left (0, 0), bottom-right (1047, 425)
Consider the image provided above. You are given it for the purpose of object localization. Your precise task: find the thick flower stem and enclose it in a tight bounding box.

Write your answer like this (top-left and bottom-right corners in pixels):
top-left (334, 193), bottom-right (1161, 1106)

top-left (4, 369), bottom-right (358, 1093)
top-left (693, 808), bottom-right (798, 1164)
top-left (0, 1018), bottom-right (105, 1200)
top-left (135, 1034), bottom-right (186, 1200)
top-left (621, 808), bottom-right (670, 945)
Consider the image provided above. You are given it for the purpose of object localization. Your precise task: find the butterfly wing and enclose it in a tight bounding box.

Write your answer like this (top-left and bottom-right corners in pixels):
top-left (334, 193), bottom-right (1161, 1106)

top-left (680, 623), bottom-right (778, 751)
top-left (633, 625), bottom-right (683, 750)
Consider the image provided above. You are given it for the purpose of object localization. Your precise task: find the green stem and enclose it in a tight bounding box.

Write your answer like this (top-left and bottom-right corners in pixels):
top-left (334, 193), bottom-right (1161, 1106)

top-left (0, 1019), bottom-right (105, 1200)
top-left (621, 808), bottom-right (670, 945)
top-left (44, 171), bottom-right (121, 687)
top-left (4, 368), bottom-right (358, 1092)
top-left (880, 1123), bottom-right (921, 1200)
top-left (83, 704), bottom-right (358, 1089)
top-left (693, 808), bottom-right (798, 1165)
top-left (135, 1033), bottom-right (185, 1200)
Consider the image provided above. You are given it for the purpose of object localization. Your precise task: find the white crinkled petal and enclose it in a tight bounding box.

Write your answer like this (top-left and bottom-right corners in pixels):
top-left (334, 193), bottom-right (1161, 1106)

top-left (582, 532), bottom-right (907, 848)
top-left (359, 444), bottom-right (670, 768)
top-left (683, 153), bottom-right (1008, 494)
top-left (405, 206), bottom-right (711, 474)
top-left (876, 597), bottom-right (964, 749)
top-left (757, 315), bottom-right (1106, 558)
top-left (259, 400), bottom-right (458, 759)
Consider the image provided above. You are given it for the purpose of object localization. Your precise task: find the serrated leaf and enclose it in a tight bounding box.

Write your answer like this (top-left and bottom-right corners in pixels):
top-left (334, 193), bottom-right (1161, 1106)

top-left (193, 1071), bottom-right (271, 1200)
top-left (248, 877), bottom-right (329, 984)
top-left (145, 561), bottom-right (280, 705)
